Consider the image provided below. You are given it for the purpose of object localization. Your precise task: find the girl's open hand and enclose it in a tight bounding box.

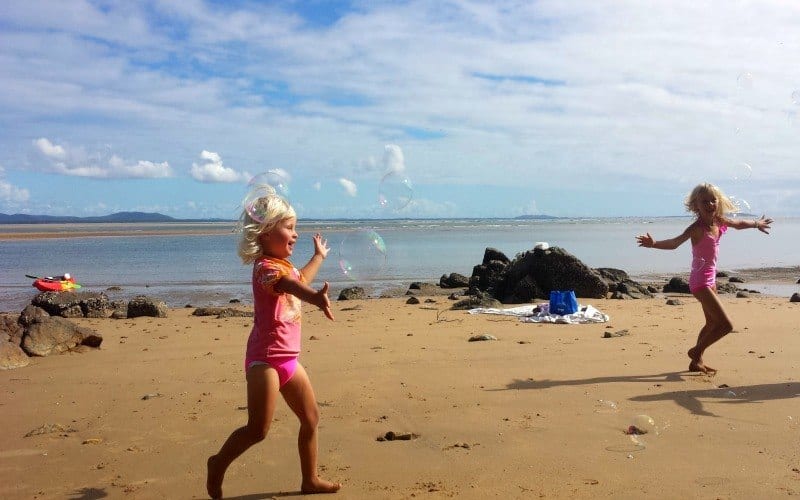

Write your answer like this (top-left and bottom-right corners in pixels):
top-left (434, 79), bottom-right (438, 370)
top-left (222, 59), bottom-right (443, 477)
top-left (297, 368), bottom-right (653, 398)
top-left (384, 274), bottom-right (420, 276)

top-left (756, 215), bottom-right (773, 234)
top-left (636, 233), bottom-right (654, 248)
top-left (315, 281), bottom-right (334, 321)
top-left (312, 233), bottom-right (330, 259)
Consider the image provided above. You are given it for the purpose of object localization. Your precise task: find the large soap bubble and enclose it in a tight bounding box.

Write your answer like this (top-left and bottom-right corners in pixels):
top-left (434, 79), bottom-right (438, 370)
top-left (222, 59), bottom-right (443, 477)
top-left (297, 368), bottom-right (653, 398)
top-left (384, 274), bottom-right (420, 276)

top-left (338, 229), bottom-right (388, 282)
top-left (378, 171), bottom-right (413, 212)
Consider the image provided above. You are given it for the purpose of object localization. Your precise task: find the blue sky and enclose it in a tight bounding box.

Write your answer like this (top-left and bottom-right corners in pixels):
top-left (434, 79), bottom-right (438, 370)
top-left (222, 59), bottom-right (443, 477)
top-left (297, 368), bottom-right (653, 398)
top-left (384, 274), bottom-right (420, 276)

top-left (1, 0), bottom-right (799, 219)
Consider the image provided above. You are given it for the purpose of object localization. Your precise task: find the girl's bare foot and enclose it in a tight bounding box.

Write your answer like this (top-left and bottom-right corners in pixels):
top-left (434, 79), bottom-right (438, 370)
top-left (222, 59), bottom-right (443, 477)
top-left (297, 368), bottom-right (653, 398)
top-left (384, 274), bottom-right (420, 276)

top-left (301, 477), bottom-right (341, 494)
top-left (207, 455), bottom-right (224, 499)
top-left (688, 360), bottom-right (717, 375)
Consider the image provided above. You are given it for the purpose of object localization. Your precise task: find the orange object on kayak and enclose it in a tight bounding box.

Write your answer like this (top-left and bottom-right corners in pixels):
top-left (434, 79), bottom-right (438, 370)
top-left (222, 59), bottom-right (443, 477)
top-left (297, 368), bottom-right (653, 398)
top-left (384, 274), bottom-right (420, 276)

top-left (31, 274), bottom-right (81, 292)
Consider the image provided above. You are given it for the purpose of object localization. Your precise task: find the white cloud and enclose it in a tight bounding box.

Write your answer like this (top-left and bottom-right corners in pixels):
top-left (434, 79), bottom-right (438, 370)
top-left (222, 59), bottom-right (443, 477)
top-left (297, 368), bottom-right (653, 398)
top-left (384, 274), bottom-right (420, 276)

top-left (383, 144), bottom-right (405, 174)
top-left (0, 179), bottom-right (30, 203)
top-left (312, 181), bottom-right (321, 191)
top-left (32, 138), bottom-right (172, 178)
top-left (190, 150), bottom-right (249, 183)
top-left (34, 138), bottom-right (66, 160)
top-left (338, 178), bottom-right (358, 197)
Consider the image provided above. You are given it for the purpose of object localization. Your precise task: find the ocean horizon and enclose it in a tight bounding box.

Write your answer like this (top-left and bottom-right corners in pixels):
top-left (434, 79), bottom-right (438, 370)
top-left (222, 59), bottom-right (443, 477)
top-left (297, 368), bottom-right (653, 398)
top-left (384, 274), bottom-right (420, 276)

top-left (2, 216), bottom-right (798, 313)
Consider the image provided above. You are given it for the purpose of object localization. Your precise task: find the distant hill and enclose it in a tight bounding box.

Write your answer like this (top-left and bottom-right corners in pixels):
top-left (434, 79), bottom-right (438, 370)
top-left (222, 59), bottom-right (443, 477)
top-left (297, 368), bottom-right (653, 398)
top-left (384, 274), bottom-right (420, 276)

top-left (0, 212), bottom-right (229, 224)
top-left (514, 214), bottom-right (560, 220)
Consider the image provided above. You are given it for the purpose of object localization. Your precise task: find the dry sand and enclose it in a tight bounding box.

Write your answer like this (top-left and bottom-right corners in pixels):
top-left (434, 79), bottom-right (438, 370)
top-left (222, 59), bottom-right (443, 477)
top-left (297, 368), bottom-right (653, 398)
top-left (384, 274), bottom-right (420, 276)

top-left (1, 294), bottom-right (799, 499)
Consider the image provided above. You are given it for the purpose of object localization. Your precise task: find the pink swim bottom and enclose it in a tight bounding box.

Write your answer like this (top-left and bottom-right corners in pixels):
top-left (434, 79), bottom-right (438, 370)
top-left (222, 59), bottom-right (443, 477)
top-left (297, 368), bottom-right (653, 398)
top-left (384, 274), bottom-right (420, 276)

top-left (246, 356), bottom-right (298, 388)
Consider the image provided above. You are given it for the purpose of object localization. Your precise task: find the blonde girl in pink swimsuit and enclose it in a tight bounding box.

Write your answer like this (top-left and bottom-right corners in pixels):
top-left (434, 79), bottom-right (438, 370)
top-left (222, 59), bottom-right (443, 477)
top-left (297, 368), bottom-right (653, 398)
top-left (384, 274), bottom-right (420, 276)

top-left (636, 183), bottom-right (773, 374)
top-left (207, 187), bottom-right (340, 498)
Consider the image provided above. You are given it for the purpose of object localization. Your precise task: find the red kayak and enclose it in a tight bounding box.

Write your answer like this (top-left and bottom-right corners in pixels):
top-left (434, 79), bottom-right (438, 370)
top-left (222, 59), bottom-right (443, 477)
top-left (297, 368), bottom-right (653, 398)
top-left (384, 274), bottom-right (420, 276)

top-left (30, 274), bottom-right (81, 292)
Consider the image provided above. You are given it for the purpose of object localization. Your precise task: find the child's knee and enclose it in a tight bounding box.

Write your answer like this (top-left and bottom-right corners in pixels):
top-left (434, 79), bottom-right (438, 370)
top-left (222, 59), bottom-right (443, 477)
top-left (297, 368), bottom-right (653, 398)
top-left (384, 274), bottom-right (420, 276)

top-left (299, 407), bottom-right (320, 429)
top-left (245, 423), bottom-right (269, 442)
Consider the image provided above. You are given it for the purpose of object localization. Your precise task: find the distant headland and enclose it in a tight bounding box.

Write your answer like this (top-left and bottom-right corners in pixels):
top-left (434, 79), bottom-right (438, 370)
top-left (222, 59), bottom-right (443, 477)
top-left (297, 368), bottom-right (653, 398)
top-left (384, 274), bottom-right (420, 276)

top-left (0, 212), bottom-right (230, 224)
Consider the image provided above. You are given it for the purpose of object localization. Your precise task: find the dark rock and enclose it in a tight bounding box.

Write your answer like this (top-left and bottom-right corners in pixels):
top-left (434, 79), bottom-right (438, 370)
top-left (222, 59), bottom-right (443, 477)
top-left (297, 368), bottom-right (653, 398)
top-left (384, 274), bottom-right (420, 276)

top-left (0, 341), bottom-right (30, 370)
top-left (407, 282), bottom-right (440, 295)
top-left (447, 293), bottom-right (460, 300)
top-left (468, 334), bottom-right (497, 342)
top-left (192, 307), bottom-right (253, 318)
top-left (790, 292), bottom-right (800, 303)
top-left (663, 277), bottom-right (690, 294)
top-left (1, 313), bottom-right (24, 345)
top-left (338, 287), bottom-right (366, 301)
top-left (600, 269), bottom-right (654, 299)
top-left (717, 282), bottom-right (739, 294)
top-left (451, 292), bottom-right (502, 310)
top-left (603, 329), bottom-right (630, 338)
top-left (736, 291), bottom-right (750, 298)
top-left (19, 305), bottom-right (49, 327)
top-left (31, 291), bottom-right (111, 318)
top-left (109, 300), bottom-right (128, 319)
top-left (666, 298), bottom-right (684, 306)
top-left (716, 271), bottom-right (729, 278)
top-left (406, 297), bottom-right (420, 305)
top-left (729, 276), bottom-right (745, 283)
top-left (127, 296), bottom-right (168, 318)
top-left (439, 273), bottom-right (470, 289)
top-left (482, 248), bottom-right (511, 266)
top-left (21, 316), bottom-right (102, 356)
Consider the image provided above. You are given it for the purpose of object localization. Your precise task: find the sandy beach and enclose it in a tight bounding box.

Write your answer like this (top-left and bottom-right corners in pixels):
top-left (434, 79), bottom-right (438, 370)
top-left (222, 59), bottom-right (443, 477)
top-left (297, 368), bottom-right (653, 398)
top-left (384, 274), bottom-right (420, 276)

top-left (1, 292), bottom-right (799, 499)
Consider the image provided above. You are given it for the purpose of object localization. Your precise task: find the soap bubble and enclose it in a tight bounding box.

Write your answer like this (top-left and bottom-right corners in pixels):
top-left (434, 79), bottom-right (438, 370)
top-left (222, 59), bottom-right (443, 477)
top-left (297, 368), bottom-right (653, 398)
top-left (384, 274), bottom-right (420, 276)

top-left (248, 170), bottom-right (291, 199)
top-left (378, 172), bottom-right (413, 211)
top-left (338, 229), bottom-right (388, 281)
top-left (792, 90), bottom-right (800, 105)
top-left (729, 195), bottom-right (751, 214)
top-left (242, 185), bottom-right (276, 223)
top-left (243, 170), bottom-right (292, 223)
top-left (737, 72), bottom-right (754, 90)
top-left (732, 162), bottom-right (752, 182)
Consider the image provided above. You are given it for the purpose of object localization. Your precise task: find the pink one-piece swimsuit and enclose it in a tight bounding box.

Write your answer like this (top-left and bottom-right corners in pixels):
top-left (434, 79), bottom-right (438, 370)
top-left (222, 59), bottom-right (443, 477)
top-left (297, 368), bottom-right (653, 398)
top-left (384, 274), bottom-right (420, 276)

top-left (688, 221), bottom-right (727, 293)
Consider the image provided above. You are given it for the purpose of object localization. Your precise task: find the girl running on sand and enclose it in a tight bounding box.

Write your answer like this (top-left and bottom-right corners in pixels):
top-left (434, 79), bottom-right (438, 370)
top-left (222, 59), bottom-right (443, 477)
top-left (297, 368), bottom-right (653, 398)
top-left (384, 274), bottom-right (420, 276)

top-left (207, 187), bottom-right (340, 498)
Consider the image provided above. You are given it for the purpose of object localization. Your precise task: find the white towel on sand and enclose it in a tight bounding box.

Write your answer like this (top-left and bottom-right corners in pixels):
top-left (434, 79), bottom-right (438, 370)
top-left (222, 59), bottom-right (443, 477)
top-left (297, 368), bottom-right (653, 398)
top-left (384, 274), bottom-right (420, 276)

top-left (468, 303), bottom-right (609, 324)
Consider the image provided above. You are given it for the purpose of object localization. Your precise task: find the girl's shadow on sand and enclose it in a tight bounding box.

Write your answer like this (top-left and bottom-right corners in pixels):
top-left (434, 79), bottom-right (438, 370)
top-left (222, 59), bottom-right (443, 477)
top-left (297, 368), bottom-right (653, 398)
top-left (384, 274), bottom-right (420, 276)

top-left (498, 372), bottom-right (799, 417)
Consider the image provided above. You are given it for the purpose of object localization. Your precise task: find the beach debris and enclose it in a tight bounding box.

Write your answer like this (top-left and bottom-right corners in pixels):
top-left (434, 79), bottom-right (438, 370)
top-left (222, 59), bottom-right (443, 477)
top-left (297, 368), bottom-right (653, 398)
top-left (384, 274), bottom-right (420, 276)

top-left (468, 333), bottom-right (497, 342)
top-left (24, 423), bottom-right (75, 437)
top-left (141, 393), bottom-right (162, 400)
top-left (603, 329), bottom-right (629, 338)
top-left (82, 438), bottom-right (103, 445)
top-left (377, 431), bottom-right (419, 442)
top-left (625, 415), bottom-right (657, 436)
top-left (666, 298), bottom-right (683, 306)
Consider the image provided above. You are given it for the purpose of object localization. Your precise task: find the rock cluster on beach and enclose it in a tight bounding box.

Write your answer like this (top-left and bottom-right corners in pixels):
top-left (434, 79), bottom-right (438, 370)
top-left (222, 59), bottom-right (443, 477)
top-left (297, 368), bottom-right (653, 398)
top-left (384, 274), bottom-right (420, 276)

top-left (457, 245), bottom-right (652, 305)
top-left (0, 291), bottom-right (170, 370)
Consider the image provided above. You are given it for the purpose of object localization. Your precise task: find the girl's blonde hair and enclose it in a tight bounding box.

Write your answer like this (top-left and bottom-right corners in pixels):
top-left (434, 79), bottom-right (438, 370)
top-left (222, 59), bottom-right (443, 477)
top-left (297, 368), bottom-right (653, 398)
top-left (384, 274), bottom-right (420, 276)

top-left (684, 182), bottom-right (738, 217)
top-left (237, 186), bottom-right (296, 264)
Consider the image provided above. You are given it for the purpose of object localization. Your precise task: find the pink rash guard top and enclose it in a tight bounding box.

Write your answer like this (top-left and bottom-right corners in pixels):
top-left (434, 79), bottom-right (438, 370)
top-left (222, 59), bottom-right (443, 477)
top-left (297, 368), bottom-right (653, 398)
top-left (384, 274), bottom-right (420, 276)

top-left (689, 221), bottom-right (727, 293)
top-left (244, 257), bottom-right (304, 373)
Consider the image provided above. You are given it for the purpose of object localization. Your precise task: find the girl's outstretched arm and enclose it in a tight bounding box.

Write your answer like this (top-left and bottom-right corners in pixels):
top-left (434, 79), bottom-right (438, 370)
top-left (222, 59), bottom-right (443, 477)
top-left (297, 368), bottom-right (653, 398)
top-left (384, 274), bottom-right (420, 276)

top-left (275, 277), bottom-right (334, 320)
top-left (299, 233), bottom-right (329, 284)
top-left (722, 214), bottom-right (774, 234)
top-left (636, 227), bottom-right (691, 250)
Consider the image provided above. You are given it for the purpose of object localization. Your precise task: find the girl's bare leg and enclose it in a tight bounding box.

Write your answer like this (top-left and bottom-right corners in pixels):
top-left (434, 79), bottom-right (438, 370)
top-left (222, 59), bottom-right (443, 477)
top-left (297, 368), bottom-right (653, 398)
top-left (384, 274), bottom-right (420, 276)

top-left (688, 287), bottom-right (733, 374)
top-left (281, 363), bottom-right (341, 494)
top-left (207, 365), bottom-right (280, 499)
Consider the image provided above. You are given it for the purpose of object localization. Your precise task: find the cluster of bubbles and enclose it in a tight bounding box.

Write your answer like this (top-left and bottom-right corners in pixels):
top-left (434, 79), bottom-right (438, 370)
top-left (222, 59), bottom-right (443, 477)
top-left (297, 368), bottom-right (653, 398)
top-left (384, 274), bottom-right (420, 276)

top-left (337, 171), bottom-right (413, 282)
top-left (731, 70), bottom-right (800, 215)
top-left (242, 167), bottom-right (414, 283)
